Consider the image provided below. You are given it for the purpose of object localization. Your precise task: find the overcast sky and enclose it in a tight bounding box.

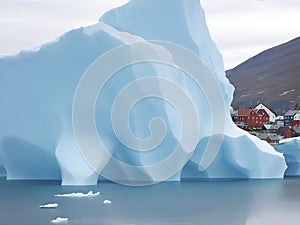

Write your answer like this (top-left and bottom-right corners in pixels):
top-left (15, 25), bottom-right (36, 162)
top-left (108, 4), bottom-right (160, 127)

top-left (0, 0), bottom-right (299, 69)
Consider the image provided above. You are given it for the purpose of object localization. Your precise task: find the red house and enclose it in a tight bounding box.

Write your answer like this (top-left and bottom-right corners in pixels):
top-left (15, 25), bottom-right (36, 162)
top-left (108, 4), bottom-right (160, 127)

top-left (291, 120), bottom-right (300, 127)
top-left (237, 109), bottom-right (269, 128)
top-left (255, 109), bottom-right (270, 124)
top-left (284, 127), bottom-right (292, 138)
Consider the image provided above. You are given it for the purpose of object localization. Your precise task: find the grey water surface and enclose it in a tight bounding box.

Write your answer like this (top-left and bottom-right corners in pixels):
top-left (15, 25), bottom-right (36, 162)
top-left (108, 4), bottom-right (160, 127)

top-left (0, 178), bottom-right (299, 225)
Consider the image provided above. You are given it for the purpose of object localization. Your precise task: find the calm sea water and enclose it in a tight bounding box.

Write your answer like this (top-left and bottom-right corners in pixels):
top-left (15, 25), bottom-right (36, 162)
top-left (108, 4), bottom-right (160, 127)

top-left (0, 178), bottom-right (299, 225)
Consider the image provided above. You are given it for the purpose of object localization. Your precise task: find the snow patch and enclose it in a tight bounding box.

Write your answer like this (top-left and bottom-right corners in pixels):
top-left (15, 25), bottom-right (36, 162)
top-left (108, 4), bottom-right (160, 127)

top-left (257, 74), bottom-right (269, 80)
top-left (256, 90), bottom-right (265, 95)
top-left (241, 90), bottom-right (265, 97)
top-left (279, 89), bottom-right (295, 96)
top-left (241, 94), bottom-right (249, 98)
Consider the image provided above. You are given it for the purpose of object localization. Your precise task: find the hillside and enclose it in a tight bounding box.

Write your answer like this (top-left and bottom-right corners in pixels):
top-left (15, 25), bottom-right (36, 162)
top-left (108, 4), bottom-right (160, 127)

top-left (226, 37), bottom-right (300, 114)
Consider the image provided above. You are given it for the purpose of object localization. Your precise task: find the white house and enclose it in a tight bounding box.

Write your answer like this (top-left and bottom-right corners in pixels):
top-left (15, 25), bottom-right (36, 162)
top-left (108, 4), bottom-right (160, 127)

top-left (255, 103), bottom-right (276, 122)
top-left (294, 111), bottom-right (300, 121)
top-left (275, 116), bottom-right (284, 127)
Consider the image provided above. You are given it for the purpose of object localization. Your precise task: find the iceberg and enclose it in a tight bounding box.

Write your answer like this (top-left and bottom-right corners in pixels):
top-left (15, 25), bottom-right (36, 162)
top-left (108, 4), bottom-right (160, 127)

top-left (103, 199), bottom-right (112, 205)
top-left (182, 133), bottom-right (287, 179)
top-left (39, 203), bottom-right (59, 209)
top-left (0, 0), bottom-right (286, 185)
top-left (55, 191), bottom-right (100, 198)
top-left (51, 217), bottom-right (68, 224)
top-left (274, 137), bottom-right (300, 176)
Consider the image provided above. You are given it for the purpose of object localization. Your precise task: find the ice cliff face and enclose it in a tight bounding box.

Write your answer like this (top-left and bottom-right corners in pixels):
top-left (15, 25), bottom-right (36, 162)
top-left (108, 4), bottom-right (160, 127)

top-left (274, 137), bottom-right (300, 176)
top-left (0, 0), bottom-right (287, 185)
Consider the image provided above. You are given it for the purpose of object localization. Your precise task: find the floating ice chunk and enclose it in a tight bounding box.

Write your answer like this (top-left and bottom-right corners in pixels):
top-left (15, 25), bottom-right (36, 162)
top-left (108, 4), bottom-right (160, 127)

top-left (51, 217), bottom-right (68, 224)
top-left (39, 203), bottom-right (58, 208)
top-left (55, 191), bottom-right (100, 198)
top-left (103, 199), bottom-right (112, 204)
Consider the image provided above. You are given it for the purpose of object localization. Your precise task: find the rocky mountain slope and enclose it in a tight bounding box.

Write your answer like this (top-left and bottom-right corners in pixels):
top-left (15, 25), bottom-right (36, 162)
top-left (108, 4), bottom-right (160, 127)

top-left (226, 37), bottom-right (300, 114)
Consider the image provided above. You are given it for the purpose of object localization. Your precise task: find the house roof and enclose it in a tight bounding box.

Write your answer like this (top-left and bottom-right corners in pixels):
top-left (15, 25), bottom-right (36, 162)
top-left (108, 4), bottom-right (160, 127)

top-left (237, 109), bottom-right (253, 116)
top-left (264, 124), bottom-right (279, 130)
top-left (277, 127), bottom-right (288, 132)
top-left (254, 102), bottom-right (277, 116)
top-left (277, 127), bottom-right (290, 135)
top-left (284, 110), bottom-right (299, 116)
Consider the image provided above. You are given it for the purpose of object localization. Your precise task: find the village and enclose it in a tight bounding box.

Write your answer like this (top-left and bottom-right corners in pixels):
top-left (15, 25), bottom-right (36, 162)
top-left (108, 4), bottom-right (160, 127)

top-left (231, 103), bottom-right (300, 145)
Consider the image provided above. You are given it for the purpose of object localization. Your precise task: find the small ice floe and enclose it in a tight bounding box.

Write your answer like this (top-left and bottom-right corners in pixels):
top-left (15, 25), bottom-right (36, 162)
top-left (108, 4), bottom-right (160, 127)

top-left (39, 203), bottom-right (58, 209)
top-left (51, 217), bottom-right (68, 224)
top-left (103, 199), bottom-right (112, 205)
top-left (55, 191), bottom-right (100, 198)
